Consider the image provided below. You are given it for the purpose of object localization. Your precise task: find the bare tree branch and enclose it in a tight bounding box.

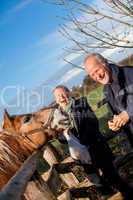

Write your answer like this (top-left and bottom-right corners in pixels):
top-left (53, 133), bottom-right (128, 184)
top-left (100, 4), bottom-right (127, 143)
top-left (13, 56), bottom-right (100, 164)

top-left (42, 0), bottom-right (133, 68)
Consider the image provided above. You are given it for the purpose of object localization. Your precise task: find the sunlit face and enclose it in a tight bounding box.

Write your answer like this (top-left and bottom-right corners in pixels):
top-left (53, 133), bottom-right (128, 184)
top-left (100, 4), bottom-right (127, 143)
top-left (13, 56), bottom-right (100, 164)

top-left (54, 88), bottom-right (69, 108)
top-left (84, 57), bottom-right (111, 85)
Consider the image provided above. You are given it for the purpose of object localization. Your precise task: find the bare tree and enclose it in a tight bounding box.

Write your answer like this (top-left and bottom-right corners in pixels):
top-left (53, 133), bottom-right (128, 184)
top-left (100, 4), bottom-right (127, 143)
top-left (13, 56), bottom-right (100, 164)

top-left (42, 0), bottom-right (133, 68)
top-left (43, 0), bottom-right (133, 50)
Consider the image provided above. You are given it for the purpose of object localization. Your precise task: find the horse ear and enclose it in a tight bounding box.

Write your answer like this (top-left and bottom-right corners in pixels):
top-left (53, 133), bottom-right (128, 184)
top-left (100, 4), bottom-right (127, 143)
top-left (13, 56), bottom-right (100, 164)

top-left (2, 109), bottom-right (13, 129)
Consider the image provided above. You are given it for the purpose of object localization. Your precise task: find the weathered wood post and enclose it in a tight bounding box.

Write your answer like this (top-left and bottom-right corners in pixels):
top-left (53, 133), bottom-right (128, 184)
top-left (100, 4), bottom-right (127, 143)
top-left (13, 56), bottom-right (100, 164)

top-left (42, 143), bottom-right (62, 196)
top-left (0, 151), bottom-right (39, 200)
top-left (0, 150), bottom-right (57, 200)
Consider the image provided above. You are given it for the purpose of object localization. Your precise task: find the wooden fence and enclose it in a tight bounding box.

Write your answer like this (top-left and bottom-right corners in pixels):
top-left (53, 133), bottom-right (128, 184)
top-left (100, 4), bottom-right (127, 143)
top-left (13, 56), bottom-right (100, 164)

top-left (0, 143), bottom-right (101, 200)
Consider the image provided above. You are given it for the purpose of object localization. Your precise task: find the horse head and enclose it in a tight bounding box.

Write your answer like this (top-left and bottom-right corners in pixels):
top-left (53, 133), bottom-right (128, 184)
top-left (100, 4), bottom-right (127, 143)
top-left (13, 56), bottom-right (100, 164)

top-left (2, 106), bottom-right (66, 151)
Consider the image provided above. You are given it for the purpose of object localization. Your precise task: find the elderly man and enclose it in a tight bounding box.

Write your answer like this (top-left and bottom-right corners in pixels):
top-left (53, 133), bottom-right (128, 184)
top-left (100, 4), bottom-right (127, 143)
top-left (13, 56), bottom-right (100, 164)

top-left (53, 85), bottom-right (133, 198)
top-left (84, 53), bottom-right (133, 199)
top-left (84, 53), bottom-right (133, 147)
top-left (53, 85), bottom-right (97, 164)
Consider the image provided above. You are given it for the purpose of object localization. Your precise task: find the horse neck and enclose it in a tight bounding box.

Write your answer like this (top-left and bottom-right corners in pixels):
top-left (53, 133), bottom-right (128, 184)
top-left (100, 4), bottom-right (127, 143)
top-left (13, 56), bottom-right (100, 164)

top-left (18, 138), bottom-right (38, 155)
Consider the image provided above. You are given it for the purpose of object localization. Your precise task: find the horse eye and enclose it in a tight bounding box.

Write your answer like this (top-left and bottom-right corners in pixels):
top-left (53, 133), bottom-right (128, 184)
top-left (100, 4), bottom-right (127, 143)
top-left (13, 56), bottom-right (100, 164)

top-left (23, 115), bottom-right (32, 124)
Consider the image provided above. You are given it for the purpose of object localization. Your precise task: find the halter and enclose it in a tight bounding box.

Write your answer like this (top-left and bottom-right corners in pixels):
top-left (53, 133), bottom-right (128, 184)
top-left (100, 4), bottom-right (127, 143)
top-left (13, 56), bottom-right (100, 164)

top-left (2, 105), bottom-right (57, 149)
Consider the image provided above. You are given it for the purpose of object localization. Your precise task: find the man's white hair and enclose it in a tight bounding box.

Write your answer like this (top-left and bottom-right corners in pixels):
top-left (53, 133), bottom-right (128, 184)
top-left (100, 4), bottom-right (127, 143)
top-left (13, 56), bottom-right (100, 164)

top-left (84, 53), bottom-right (108, 66)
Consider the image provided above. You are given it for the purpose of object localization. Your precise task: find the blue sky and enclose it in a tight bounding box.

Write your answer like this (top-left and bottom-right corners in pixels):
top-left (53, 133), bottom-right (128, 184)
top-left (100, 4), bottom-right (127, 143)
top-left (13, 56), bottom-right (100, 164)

top-left (0, 0), bottom-right (87, 118)
top-left (0, 0), bottom-right (69, 100)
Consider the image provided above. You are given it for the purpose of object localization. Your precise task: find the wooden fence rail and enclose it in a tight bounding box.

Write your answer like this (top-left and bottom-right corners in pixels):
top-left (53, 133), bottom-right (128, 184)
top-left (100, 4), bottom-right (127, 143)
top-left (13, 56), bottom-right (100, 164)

top-left (0, 151), bottom-right (39, 200)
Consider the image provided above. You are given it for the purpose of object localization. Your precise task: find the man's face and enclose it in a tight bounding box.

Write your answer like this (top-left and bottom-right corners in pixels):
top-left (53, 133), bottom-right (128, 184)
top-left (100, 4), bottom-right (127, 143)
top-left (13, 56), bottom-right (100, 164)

top-left (54, 88), bottom-right (69, 107)
top-left (84, 57), bottom-right (111, 85)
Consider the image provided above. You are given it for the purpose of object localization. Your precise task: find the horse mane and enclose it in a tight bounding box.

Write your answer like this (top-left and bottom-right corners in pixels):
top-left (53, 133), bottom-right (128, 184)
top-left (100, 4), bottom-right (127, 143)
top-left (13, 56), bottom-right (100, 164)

top-left (38, 102), bottom-right (58, 112)
top-left (10, 113), bottom-right (32, 119)
top-left (0, 131), bottom-right (29, 189)
top-left (0, 139), bottom-right (20, 170)
top-left (9, 102), bottom-right (58, 119)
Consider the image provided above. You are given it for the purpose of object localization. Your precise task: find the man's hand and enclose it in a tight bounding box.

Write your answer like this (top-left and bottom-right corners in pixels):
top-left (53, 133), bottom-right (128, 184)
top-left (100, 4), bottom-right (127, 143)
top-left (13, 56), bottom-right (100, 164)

top-left (108, 111), bottom-right (129, 131)
top-left (108, 120), bottom-right (120, 131)
top-left (113, 111), bottom-right (129, 127)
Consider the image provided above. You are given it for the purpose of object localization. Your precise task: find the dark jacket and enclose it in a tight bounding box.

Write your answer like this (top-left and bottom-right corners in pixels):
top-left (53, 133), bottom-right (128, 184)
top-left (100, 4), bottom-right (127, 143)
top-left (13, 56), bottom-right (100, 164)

top-left (65, 97), bottom-right (114, 166)
top-left (104, 64), bottom-right (133, 145)
top-left (58, 97), bottom-right (133, 195)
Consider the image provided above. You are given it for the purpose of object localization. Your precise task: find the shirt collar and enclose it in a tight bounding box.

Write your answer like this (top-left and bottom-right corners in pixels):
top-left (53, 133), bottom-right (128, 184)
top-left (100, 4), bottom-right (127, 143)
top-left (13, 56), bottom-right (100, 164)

top-left (66, 97), bottom-right (74, 112)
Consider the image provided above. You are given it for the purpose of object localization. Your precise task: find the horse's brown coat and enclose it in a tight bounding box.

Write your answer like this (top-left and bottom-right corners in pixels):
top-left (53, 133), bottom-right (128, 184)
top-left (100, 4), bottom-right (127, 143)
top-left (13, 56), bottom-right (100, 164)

top-left (0, 107), bottom-right (59, 190)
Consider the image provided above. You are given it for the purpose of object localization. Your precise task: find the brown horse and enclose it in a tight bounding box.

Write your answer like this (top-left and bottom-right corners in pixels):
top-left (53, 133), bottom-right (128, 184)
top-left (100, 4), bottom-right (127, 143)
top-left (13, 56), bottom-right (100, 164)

top-left (0, 106), bottom-right (63, 190)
